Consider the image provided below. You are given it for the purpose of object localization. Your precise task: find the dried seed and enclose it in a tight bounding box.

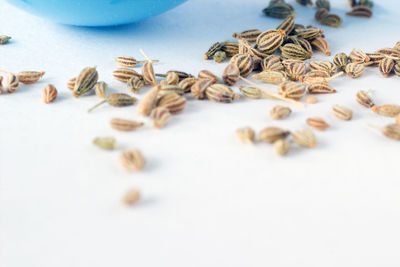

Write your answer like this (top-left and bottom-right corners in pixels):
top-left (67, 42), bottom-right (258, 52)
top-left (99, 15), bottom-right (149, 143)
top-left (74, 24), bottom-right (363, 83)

top-left (214, 51), bottom-right (227, 63)
top-left (165, 71), bottom-right (180, 85)
top-left (115, 56), bottom-right (158, 68)
top-left (305, 95), bottom-right (318, 104)
top-left (94, 81), bottom-right (108, 98)
top-left (366, 53), bottom-right (386, 66)
top-left (93, 137), bottom-right (117, 150)
top-left (287, 37), bottom-right (313, 55)
top-left (204, 42), bottom-right (222, 60)
top-left (261, 55), bottom-right (284, 72)
top-left (280, 43), bottom-right (311, 60)
top-left (239, 86), bottom-right (263, 99)
top-left (42, 84), bottom-right (57, 103)
top-left (345, 63), bottom-right (365, 78)
top-left (232, 29), bottom-right (261, 43)
top-left (263, 2), bottom-right (294, 19)
top-left (253, 70), bottom-right (288, 85)
top-left (150, 107), bottom-right (171, 129)
top-left (306, 117), bottom-right (330, 130)
top-left (315, 8), bottom-right (329, 22)
top-left (308, 82), bottom-right (336, 94)
top-left (333, 52), bottom-right (348, 70)
top-left (236, 127), bottom-right (256, 143)
top-left (222, 63), bottom-right (240, 86)
top-left (294, 27), bottom-right (324, 40)
top-left (270, 106), bottom-right (292, 120)
top-left (110, 118), bottom-right (144, 131)
top-left (229, 53), bottom-right (254, 77)
top-left (205, 84), bottom-right (239, 103)
top-left (394, 41), bottom-right (400, 52)
top-left (372, 104), bottom-right (400, 117)
top-left (67, 77), bottom-right (76, 91)
top-left (383, 124), bottom-right (400, 140)
top-left (137, 85), bottom-right (160, 116)
top-left (158, 84), bottom-right (184, 96)
top-left (122, 189), bottom-right (141, 206)
top-left (274, 139), bottom-right (290, 156)
top-left (346, 6), bottom-right (372, 18)
top-left (376, 48), bottom-right (400, 58)
top-left (278, 81), bottom-right (307, 100)
top-left (285, 61), bottom-right (306, 81)
top-left (0, 35), bottom-right (11, 44)
top-left (178, 77), bottom-right (197, 93)
top-left (349, 49), bottom-right (370, 64)
top-left (258, 127), bottom-right (290, 143)
top-left (256, 29), bottom-right (286, 54)
top-left (221, 42), bottom-right (239, 57)
top-left (156, 70), bottom-right (193, 82)
top-left (156, 93), bottom-right (187, 114)
top-left (191, 79), bottom-right (213, 100)
top-left (379, 58), bottom-right (395, 78)
top-left (17, 71), bottom-right (45, 84)
top-left (4, 72), bottom-right (19, 93)
top-left (88, 93), bottom-right (137, 112)
top-left (278, 14), bottom-right (295, 34)
top-left (309, 61), bottom-right (337, 75)
top-left (296, 0), bottom-right (312, 6)
top-left (311, 37), bottom-right (331, 56)
top-left (127, 76), bottom-right (145, 94)
top-left (320, 14), bottom-right (342, 27)
top-left (142, 61), bottom-right (157, 86)
top-left (73, 66), bottom-right (98, 97)
top-left (356, 90), bottom-right (375, 108)
top-left (332, 105), bottom-right (353, 120)
top-left (120, 149), bottom-right (145, 171)
top-left (316, 0), bottom-right (330, 10)
top-left (198, 70), bottom-right (219, 83)
top-left (292, 128), bottom-right (317, 148)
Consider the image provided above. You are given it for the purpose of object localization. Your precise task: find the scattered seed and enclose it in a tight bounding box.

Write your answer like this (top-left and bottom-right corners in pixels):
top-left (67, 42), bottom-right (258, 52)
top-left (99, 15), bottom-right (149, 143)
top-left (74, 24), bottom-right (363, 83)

top-left (122, 189), bottom-right (141, 206)
top-left (120, 149), bottom-right (145, 171)
top-left (93, 137), bottom-right (117, 150)
top-left (150, 107), bottom-right (171, 129)
top-left (292, 128), bottom-right (317, 148)
top-left (270, 106), bottom-right (292, 120)
top-left (236, 127), bottom-right (256, 143)
top-left (372, 104), bottom-right (400, 117)
top-left (110, 118), bottom-right (144, 131)
top-left (332, 105), bottom-right (353, 120)
top-left (94, 81), bottom-right (108, 98)
top-left (306, 117), bottom-right (330, 130)
top-left (258, 127), bottom-right (290, 143)
top-left (42, 84), bottom-right (57, 103)
top-left (274, 139), bottom-right (291, 156)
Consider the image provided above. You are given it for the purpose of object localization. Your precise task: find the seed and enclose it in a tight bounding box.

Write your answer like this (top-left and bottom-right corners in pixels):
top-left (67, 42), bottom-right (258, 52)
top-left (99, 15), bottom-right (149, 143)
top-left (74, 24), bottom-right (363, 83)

top-left (294, 27), bottom-right (324, 41)
top-left (67, 77), bottom-right (76, 91)
top-left (73, 66), bottom-right (98, 97)
top-left (309, 61), bottom-right (337, 75)
top-left (287, 37), bottom-right (313, 55)
top-left (93, 137), bottom-right (117, 150)
top-left (308, 82), bottom-right (337, 94)
top-left (0, 35), bottom-right (11, 44)
top-left (94, 81), bottom-right (108, 98)
top-left (372, 104), bottom-right (400, 117)
top-left (394, 41), bottom-right (400, 51)
top-left (306, 117), bottom-right (330, 130)
top-left (142, 61), bottom-right (157, 86)
top-left (316, 0), bottom-right (330, 10)
top-left (395, 62), bottom-right (400, 76)
top-left (280, 43), bottom-right (311, 60)
top-left (315, 8), bottom-right (329, 22)
top-left (156, 70), bottom-right (193, 82)
top-left (214, 51), bottom-right (227, 63)
top-left (137, 85), bottom-right (160, 116)
top-left (320, 14), bottom-right (342, 27)
top-left (277, 14), bottom-right (295, 34)
top-left (229, 53), bottom-right (254, 77)
top-left (356, 90), bottom-right (375, 108)
top-left (178, 77), bottom-right (197, 93)
top-left (238, 86), bottom-right (262, 99)
top-left (345, 63), bottom-right (365, 78)
top-left (263, 2), bottom-right (294, 19)
top-left (346, 6), bottom-right (372, 18)
top-left (278, 81), bottom-right (307, 100)
top-left (204, 42), bottom-right (222, 60)
top-left (17, 71), bottom-right (45, 84)
top-left (253, 70), bottom-right (288, 85)
top-left (305, 95), bottom-right (318, 104)
top-left (88, 93), bottom-right (137, 112)
top-left (205, 84), bottom-right (239, 103)
top-left (292, 128), bottom-right (317, 148)
top-left (296, 0), bottom-right (312, 6)
top-left (256, 29), bottom-right (286, 54)
top-left (120, 149), bottom-right (145, 171)
top-left (122, 189), bottom-right (141, 206)
top-left (274, 139), bottom-right (290, 156)
top-left (332, 105), bottom-right (353, 120)
top-left (379, 58), bottom-right (395, 78)
top-left (236, 127), bottom-right (256, 143)
top-left (110, 118), bottom-right (144, 131)
top-left (4, 72), bottom-right (19, 93)
top-left (221, 42), bottom-right (239, 57)
top-left (191, 79), bottom-right (213, 100)
top-left (198, 70), bottom-right (219, 83)
top-left (158, 84), bottom-right (185, 96)
top-left (115, 56), bottom-right (158, 68)
top-left (232, 29), bottom-right (261, 43)
top-left (222, 63), bottom-right (240, 86)
top-left (300, 70), bottom-right (330, 84)
top-left (333, 53), bottom-right (349, 70)
top-left (156, 93), bottom-right (187, 114)
top-left (383, 124), bottom-right (400, 140)
top-left (261, 55), bottom-right (284, 72)
top-left (150, 107), bottom-right (171, 129)
top-left (376, 48), bottom-right (400, 58)
top-left (270, 106), bottom-right (292, 120)
top-left (311, 37), bottom-right (331, 56)
top-left (258, 127), bottom-right (290, 143)
top-left (42, 84), bottom-right (57, 103)
top-left (163, 71), bottom-right (179, 85)
top-left (285, 61), bottom-right (306, 81)
top-left (127, 76), bottom-right (145, 94)
top-left (349, 49), bottom-right (370, 64)
top-left (366, 53), bottom-right (386, 66)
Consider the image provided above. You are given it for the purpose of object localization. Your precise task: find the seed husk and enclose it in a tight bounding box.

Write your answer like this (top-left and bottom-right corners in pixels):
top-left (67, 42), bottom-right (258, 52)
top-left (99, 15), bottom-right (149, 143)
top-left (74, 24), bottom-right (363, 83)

top-left (280, 43), bottom-right (311, 60)
top-left (320, 14), bottom-right (342, 28)
top-left (127, 76), bottom-right (145, 94)
top-left (73, 66), bottom-right (98, 97)
top-left (274, 138), bottom-right (290, 156)
top-left (309, 61), bottom-right (337, 75)
top-left (236, 127), bottom-right (256, 143)
top-left (150, 107), bottom-right (171, 129)
top-left (191, 79), bottom-right (213, 100)
top-left (17, 71), bottom-right (45, 84)
top-left (356, 90), bottom-right (375, 108)
top-left (346, 6), bottom-right (372, 18)
top-left (278, 81), bottom-right (307, 100)
top-left (229, 53), bottom-right (254, 77)
top-left (258, 127), bottom-right (290, 143)
top-left (261, 55), bottom-right (284, 72)
top-left (333, 53), bottom-right (349, 70)
top-left (253, 70), bottom-right (288, 85)
top-left (205, 84), bottom-right (239, 103)
top-left (232, 29), bottom-right (261, 43)
top-left (379, 58), bottom-right (395, 78)
top-left (156, 93), bottom-right (187, 114)
top-left (292, 128), bottom-right (317, 148)
top-left (88, 93), bottom-right (137, 112)
top-left (305, 95), bottom-right (318, 104)
top-left (178, 77), bottom-right (197, 93)
top-left (349, 49), bottom-right (370, 64)
top-left (222, 63), bottom-right (240, 86)
top-left (137, 85), bottom-right (160, 116)
top-left (311, 37), bottom-right (331, 56)
top-left (372, 104), bottom-right (400, 117)
top-left (93, 137), bottom-right (117, 150)
top-left (122, 189), bottom-right (141, 206)
top-left (277, 14), bottom-right (295, 34)
top-left (284, 61), bottom-right (306, 81)
top-left (214, 51), bottom-right (227, 63)
top-left (42, 84), bottom-right (57, 103)
top-left (239, 86), bottom-right (263, 99)
top-left (221, 42), bottom-right (239, 57)
top-left (204, 42), bottom-right (222, 60)
top-left (0, 35), bottom-right (11, 44)
top-left (67, 77), bottom-right (76, 91)
top-left (256, 29), bottom-right (286, 54)
top-left (120, 149), bottom-right (145, 171)
top-left (306, 117), bottom-right (330, 130)
top-left (198, 70), bottom-right (219, 83)
top-left (308, 82), bottom-right (337, 94)
top-left (94, 81), bottom-right (108, 98)
top-left (345, 63), bottom-right (365, 78)
top-left (110, 118), bottom-right (144, 131)
top-left (270, 106), bottom-right (292, 120)
top-left (332, 105), bottom-right (353, 120)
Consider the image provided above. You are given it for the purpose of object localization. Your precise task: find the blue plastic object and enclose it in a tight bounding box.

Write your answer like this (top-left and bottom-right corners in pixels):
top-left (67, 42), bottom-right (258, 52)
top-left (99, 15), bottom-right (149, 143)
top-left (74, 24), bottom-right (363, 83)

top-left (4, 0), bottom-right (187, 26)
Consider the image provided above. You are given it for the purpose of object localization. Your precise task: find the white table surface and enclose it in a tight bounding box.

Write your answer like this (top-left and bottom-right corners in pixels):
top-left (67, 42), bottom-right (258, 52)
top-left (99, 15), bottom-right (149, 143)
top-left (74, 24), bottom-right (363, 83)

top-left (1, 0), bottom-right (400, 266)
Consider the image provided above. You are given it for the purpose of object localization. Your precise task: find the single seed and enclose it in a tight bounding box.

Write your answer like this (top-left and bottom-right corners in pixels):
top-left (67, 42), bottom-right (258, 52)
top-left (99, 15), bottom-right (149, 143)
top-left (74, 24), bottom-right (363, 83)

top-left (278, 81), bottom-right (307, 100)
top-left (376, 48), bottom-right (400, 58)
top-left (256, 29), bottom-right (286, 54)
top-left (311, 37), bottom-right (331, 55)
top-left (261, 55), bottom-right (284, 72)
top-left (345, 63), bottom-right (365, 78)
top-left (88, 93), bottom-right (137, 112)
top-left (232, 29), bottom-right (261, 43)
top-left (42, 84), bottom-right (57, 103)
top-left (94, 81), bottom-right (108, 98)
top-left (333, 53), bottom-right (348, 70)
top-left (229, 53), bottom-right (254, 77)
top-left (137, 85), bottom-right (160, 116)
top-left (346, 6), bottom-right (372, 18)
top-left (115, 56), bottom-right (158, 68)
top-left (236, 127), bottom-right (256, 143)
top-left (263, 2), bottom-right (294, 19)
top-left (320, 14), bottom-right (342, 28)
top-left (274, 139), bottom-right (290, 156)
top-left (142, 61), bottom-right (157, 86)
top-left (286, 37), bottom-right (312, 55)
top-left (258, 127), bottom-right (290, 143)
top-left (17, 71), bottom-right (45, 84)
top-left (366, 53), bottom-right (386, 66)
top-left (277, 14), bottom-right (295, 34)
top-left (110, 118), bottom-right (144, 131)
top-left (292, 128), bottom-right (317, 148)
top-left (204, 42), bottom-right (222, 60)
top-left (284, 61), bottom-right (306, 81)
top-left (205, 84), bottom-right (239, 103)
top-left (191, 79), bottom-right (213, 100)
top-left (372, 104), bottom-right (400, 117)
top-left (305, 95), bottom-right (318, 104)
top-left (221, 42), bottom-right (239, 57)
top-left (356, 90), bottom-right (375, 108)
top-left (316, 0), bottom-right (330, 10)
top-left (306, 117), bottom-right (330, 130)
top-left (296, 0), bottom-right (312, 6)
top-left (67, 77), bottom-right (76, 91)
top-left (270, 106), bottom-right (292, 120)
top-left (156, 93), bottom-right (187, 114)
top-left (379, 58), bottom-right (395, 78)
top-left (349, 49), bottom-right (370, 64)
top-left (332, 105), bottom-right (353, 120)
top-left (120, 149), bottom-right (145, 171)
top-left (198, 70), bottom-right (219, 83)
top-left (165, 71), bottom-right (180, 85)
top-left (214, 51), bottom-right (227, 63)
top-left (301, 71), bottom-right (343, 86)
top-left (239, 86), bottom-right (263, 99)
top-left (178, 77), bottom-right (197, 93)
top-left (294, 27), bottom-right (324, 41)
top-left (155, 70), bottom-right (194, 81)
top-left (315, 8), bottom-right (329, 22)
top-left (280, 43), bottom-right (311, 60)
top-left (308, 82), bottom-right (337, 94)
top-left (93, 137), bottom-right (117, 150)
top-left (253, 70), bottom-right (288, 85)
top-left (0, 35), bottom-right (11, 44)
top-left (309, 61), bottom-right (337, 75)
top-left (122, 189), bottom-right (141, 206)
top-left (127, 76), bottom-right (145, 94)
top-left (3, 72), bottom-right (19, 93)
top-left (150, 107), bottom-right (171, 129)
top-left (158, 84), bottom-right (185, 96)
top-left (222, 63), bottom-right (240, 86)
top-left (73, 66), bottom-right (98, 97)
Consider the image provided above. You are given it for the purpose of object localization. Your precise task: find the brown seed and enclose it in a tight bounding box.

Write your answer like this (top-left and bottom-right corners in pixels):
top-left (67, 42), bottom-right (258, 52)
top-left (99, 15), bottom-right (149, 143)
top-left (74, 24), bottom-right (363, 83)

top-left (205, 84), bottom-right (239, 103)
top-left (5, 72), bottom-right (19, 93)
top-left (349, 49), bottom-right (370, 64)
top-left (150, 107), bottom-right (171, 129)
top-left (236, 127), bottom-right (256, 143)
top-left (122, 189), bottom-right (141, 206)
top-left (315, 8), bottom-right (329, 22)
top-left (253, 71), bottom-right (287, 85)
top-left (42, 84), bottom-right (57, 103)
top-left (356, 90), bottom-right (375, 108)
top-left (277, 14), bottom-right (295, 34)
top-left (372, 104), bottom-right (400, 117)
top-left (137, 85), bottom-right (160, 116)
top-left (142, 61), bottom-right (157, 86)
top-left (127, 76), bottom-right (145, 94)
top-left (311, 37), bottom-right (331, 56)
top-left (156, 93), bottom-right (187, 114)
top-left (191, 79), bottom-right (213, 100)
top-left (285, 61), bottom-right (306, 81)
top-left (115, 56), bottom-right (158, 68)
top-left (383, 124), bottom-right (400, 140)
top-left (17, 71), bottom-right (45, 84)
top-left (258, 127), bottom-right (290, 143)
top-left (203, 42), bottom-right (222, 60)
top-left (306, 117), bottom-right (330, 130)
top-left (305, 95), bottom-right (318, 104)
top-left (379, 58), bottom-right (395, 78)
top-left (158, 84), bottom-right (184, 96)
top-left (270, 106), bottom-right (292, 120)
top-left (110, 118), bottom-right (144, 131)
top-left (120, 149), bottom-right (145, 171)
top-left (345, 63), bottom-right (365, 78)
top-left (73, 66), bottom-right (98, 97)
top-left (67, 77), bottom-right (76, 91)
top-left (274, 139), bottom-right (291, 156)
top-left (278, 81), bottom-right (307, 100)
top-left (308, 61), bottom-right (337, 75)
top-left (308, 82), bottom-right (336, 94)
top-left (88, 93), bottom-right (137, 112)
top-left (113, 68), bottom-right (142, 83)
top-left (198, 70), bottom-right (219, 83)
top-left (346, 6), bottom-right (372, 18)
top-left (232, 29), bottom-right (261, 43)
top-left (256, 29), bottom-right (286, 54)
top-left (221, 42), bottom-right (239, 57)
top-left (239, 86), bottom-right (263, 99)
top-left (375, 48), bottom-right (400, 58)
top-left (178, 77), bottom-right (197, 93)
top-left (94, 81), bottom-right (108, 98)
top-left (222, 63), bottom-right (240, 86)
top-left (261, 55), bottom-right (284, 72)
top-left (332, 105), bottom-right (353, 120)
top-left (333, 52), bottom-right (348, 70)
top-left (165, 71), bottom-right (180, 85)
top-left (320, 14), bottom-right (343, 28)
top-left (292, 128), bottom-right (317, 148)
top-left (229, 53), bottom-right (254, 77)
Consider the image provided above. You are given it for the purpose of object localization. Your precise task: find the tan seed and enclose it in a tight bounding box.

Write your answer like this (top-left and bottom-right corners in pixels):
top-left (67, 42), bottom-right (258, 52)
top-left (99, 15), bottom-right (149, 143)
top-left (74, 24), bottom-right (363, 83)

top-left (292, 128), bottom-right (317, 148)
top-left (278, 81), bottom-right (307, 100)
top-left (345, 63), bottom-right (365, 78)
top-left (253, 71), bottom-right (287, 85)
top-left (308, 82), bottom-right (336, 94)
top-left (222, 63), bottom-right (240, 86)
top-left (74, 66), bottom-right (98, 97)
top-left (110, 118), bottom-right (144, 131)
top-left (356, 90), bottom-right (375, 108)
top-left (42, 84), bottom-right (57, 103)
top-left (17, 71), bottom-right (45, 84)
top-left (332, 105), bottom-right (353, 120)
top-left (198, 70), bottom-right (219, 83)
top-left (122, 189), bottom-right (141, 206)
top-left (236, 127), bottom-right (256, 143)
top-left (379, 58), bottom-right (395, 78)
top-left (258, 127), bottom-right (290, 143)
top-left (191, 79), bottom-right (213, 100)
top-left (274, 139), bottom-right (290, 156)
top-left (127, 76), bottom-right (145, 94)
top-left (150, 107), bottom-right (171, 129)
top-left (93, 137), bottom-right (117, 150)
top-left (372, 104), bottom-right (400, 117)
top-left (142, 61), bottom-right (157, 86)
top-left (178, 77), bottom-right (197, 93)
top-left (94, 81), bottom-right (108, 98)
top-left (306, 117), bottom-right (330, 130)
top-left (137, 85), bottom-right (160, 116)
top-left (270, 106), bottom-right (292, 120)
top-left (156, 93), bottom-right (187, 114)
top-left (305, 95), bottom-right (318, 104)
top-left (120, 149), bottom-right (145, 171)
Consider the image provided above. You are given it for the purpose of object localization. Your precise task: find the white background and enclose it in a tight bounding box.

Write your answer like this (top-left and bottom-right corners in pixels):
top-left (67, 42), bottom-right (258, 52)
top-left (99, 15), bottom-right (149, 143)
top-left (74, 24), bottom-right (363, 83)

top-left (1, 0), bottom-right (400, 266)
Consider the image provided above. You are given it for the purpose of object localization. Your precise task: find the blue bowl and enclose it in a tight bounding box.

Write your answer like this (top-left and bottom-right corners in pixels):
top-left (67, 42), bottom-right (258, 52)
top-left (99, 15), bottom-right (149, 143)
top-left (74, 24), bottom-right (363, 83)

top-left (4, 0), bottom-right (187, 26)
